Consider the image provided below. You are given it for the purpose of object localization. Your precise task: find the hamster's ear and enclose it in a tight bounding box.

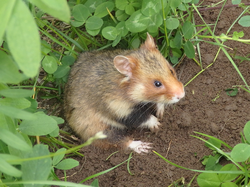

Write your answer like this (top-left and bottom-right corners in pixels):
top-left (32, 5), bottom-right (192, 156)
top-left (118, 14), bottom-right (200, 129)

top-left (141, 32), bottom-right (156, 50)
top-left (114, 55), bottom-right (133, 78)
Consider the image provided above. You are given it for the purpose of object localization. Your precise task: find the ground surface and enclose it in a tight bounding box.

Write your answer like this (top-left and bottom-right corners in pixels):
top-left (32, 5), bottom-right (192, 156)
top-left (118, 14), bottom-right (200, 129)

top-left (54, 2), bottom-right (250, 186)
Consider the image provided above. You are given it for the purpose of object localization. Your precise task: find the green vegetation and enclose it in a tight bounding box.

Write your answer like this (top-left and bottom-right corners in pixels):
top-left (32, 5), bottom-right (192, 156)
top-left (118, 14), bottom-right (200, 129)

top-left (0, 0), bottom-right (250, 186)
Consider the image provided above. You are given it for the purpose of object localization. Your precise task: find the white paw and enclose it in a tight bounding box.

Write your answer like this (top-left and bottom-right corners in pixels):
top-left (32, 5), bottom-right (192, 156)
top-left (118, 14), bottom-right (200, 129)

top-left (140, 115), bottom-right (161, 132)
top-left (128, 141), bottom-right (152, 154)
top-left (156, 103), bottom-right (165, 118)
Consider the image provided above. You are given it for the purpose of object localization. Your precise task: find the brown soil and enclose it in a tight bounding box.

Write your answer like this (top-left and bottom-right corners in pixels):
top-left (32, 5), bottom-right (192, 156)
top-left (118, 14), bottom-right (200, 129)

top-left (55, 1), bottom-right (250, 186)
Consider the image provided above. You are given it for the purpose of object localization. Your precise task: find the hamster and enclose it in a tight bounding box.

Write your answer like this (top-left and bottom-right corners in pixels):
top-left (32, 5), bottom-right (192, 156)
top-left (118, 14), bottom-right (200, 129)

top-left (64, 33), bottom-right (185, 153)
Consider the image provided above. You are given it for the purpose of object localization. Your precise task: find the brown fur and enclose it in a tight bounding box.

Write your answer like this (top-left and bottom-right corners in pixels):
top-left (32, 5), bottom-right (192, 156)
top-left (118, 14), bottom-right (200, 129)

top-left (64, 33), bottom-right (185, 151)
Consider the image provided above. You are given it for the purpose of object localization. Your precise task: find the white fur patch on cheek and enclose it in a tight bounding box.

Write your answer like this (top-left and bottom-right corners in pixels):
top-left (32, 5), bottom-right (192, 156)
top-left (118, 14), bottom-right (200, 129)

top-left (128, 141), bottom-right (152, 153)
top-left (129, 83), bottom-right (145, 101)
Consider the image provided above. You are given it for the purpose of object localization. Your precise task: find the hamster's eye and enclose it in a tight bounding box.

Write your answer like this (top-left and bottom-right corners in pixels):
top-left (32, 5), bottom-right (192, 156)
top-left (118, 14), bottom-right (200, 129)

top-left (154, 80), bottom-right (162, 87)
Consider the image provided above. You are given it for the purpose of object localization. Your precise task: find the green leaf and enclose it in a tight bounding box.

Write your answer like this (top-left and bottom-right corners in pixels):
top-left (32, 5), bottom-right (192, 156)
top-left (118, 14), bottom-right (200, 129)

top-left (232, 0), bottom-right (241, 5)
top-left (86, 16), bottom-right (104, 30)
top-left (182, 21), bottom-right (194, 39)
top-left (29, 0), bottom-right (70, 23)
top-left (125, 10), bottom-right (150, 32)
top-left (125, 4), bottom-right (135, 15)
top-left (61, 55), bottom-right (75, 66)
top-left (53, 64), bottom-right (70, 79)
top-left (0, 128), bottom-right (31, 151)
top-left (147, 13), bottom-right (163, 33)
top-left (94, 2), bottom-right (115, 18)
top-left (6, 0), bottom-right (41, 78)
top-left (51, 116), bottom-right (65, 124)
top-left (22, 144), bottom-right (52, 186)
top-left (170, 0), bottom-right (181, 8)
top-left (238, 16), bottom-right (250, 27)
top-left (184, 41), bottom-right (195, 58)
top-left (0, 1), bottom-right (15, 41)
top-left (218, 164), bottom-right (239, 182)
top-left (0, 89), bottom-right (34, 98)
top-left (42, 56), bottom-right (58, 74)
top-left (85, 0), bottom-right (104, 13)
top-left (0, 51), bottom-right (25, 84)
top-left (55, 158), bottom-right (79, 170)
top-left (115, 10), bottom-right (129, 21)
top-left (0, 154), bottom-right (22, 165)
top-left (205, 138), bottom-right (221, 150)
top-left (115, 0), bottom-right (128, 10)
top-left (0, 98), bottom-right (30, 109)
top-left (53, 148), bottom-right (66, 166)
top-left (197, 173), bottom-right (221, 187)
top-left (173, 30), bottom-right (182, 48)
top-left (0, 105), bottom-right (36, 120)
top-left (102, 26), bottom-right (118, 40)
top-left (165, 17), bottom-right (179, 30)
top-left (0, 156), bottom-right (22, 177)
top-left (141, 0), bottom-right (161, 17)
top-left (41, 40), bottom-right (52, 55)
top-left (221, 182), bottom-right (238, 187)
top-left (116, 21), bottom-right (128, 37)
top-left (72, 4), bottom-right (91, 22)
top-left (231, 143), bottom-right (250, 162)
top-left (244, 121), bottom-right (250, 143)
top-left (232, 31), bottom-right (244, 40)
top-left (86, 29), bottom-right (101, 36)
top-left (24, 98), bottom-right (38, 113)
top-left (225, 88), bottom-right (238, 96)
top-left (19, 112), bottom-right (58, 136)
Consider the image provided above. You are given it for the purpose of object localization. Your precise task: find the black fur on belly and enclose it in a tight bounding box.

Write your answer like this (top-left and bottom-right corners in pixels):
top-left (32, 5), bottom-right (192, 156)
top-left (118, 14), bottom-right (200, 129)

top-left (117, 103), bottom-right (156, 129)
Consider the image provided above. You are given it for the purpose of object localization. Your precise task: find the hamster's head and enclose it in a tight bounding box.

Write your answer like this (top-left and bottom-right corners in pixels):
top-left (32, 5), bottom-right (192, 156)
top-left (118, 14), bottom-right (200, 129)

top-left (114, 33), bottom-right (185, 104)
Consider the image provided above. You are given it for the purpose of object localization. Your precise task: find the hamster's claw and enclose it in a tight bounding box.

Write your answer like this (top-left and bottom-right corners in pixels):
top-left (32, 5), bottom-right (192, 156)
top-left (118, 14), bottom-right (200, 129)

top-left (128, 141), bottom-right (152, 154)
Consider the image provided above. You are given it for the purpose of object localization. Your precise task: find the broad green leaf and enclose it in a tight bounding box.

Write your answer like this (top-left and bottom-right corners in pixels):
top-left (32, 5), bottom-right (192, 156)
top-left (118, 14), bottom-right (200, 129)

top-left (205, 138), bottom-right (221, 150)
top-left (53, 148), bottom-right (66, 166)
top-left (0, 1), bottom-right (15, 41)
top-left (94, 2), bottom-right (115, 18)
top-left (218, 164), bottom-right (239, 182)
top-left (71, 19), bottom-right (85, 27)
top-left (86, 28), bottom-right (101, 36)
top-left (115, 10), bottom-right (129, 21)
top-left (147, 13), bottom-right (163, 33)
top-left (72, 4), bottom-right (91, 22)
top-left (0, 89), bottom-right (34, 98)
top-left (231, 143), bottom-right (250, 162)
top-left (0, 105), bottom-right (36, 120)
top-left (182, 0), bottom-right (192, 2)
top-left (116, 21), bottom-right (128, 37)
top-left (115, 0), bottom-right (128, 10)
top-left (125, 10), bottom-right (150, 32)
top-left (141, 0), bottom-right (161, 17)
top-left (19, 112), bottom-right (58, 136)
top-left (232, 0), bottom-right (241, 5)
top-left (197, 173), bottom-right (221, 187)
top-left (0, 98), bottom-right (31, 109)
top-left (55, 158), bottom-right (79, 170)
top-left (232, 31), bottom-right (244, 40)
top-left (112, 35), bottom-right (121, 47)
top-left (61, 55), bottom-right (75, 66)
top-left (22, 144), bottom-right (52, 187)
top-left (244, 121), bottom-right (250, 143)
top-left (0, 156), bottom-right (22, 177)
top-left (29, 0), bottom-right (70, 23)
top-left (0, 51), bottom-right (25, 84)
top-left (178, 3), bottom-right (189, 11)
top-left (125, 4), bottom-right (135, 15)
top-left (166, 17), bottom-right (179, 30)
top-left (0, 129), bottom-right (31, 151)
top-left (221, 182), bottom-right (238, 187)
top-left (24, 98), bottom-right (38, 113)
top-left (85, 0), bottom-right (104, 13)
top-left (182, 21), bottom-right (194, 39)
top-left (173, 30), bottom-right (182, 48)
top-left (6, 0), bottom-right (41, 78)
top-left (41, 40), bottom-right (51, 55)
top-left (0, 154), bottom-right (22, 165)
top-left (53, 64), bottom-right (70, 78)
top-left (42, 56), bottom-right (58, 74)
top-left (184, 41), bottom-right (195, 58)
top-left (86, 16), bottom-right (103, 30)
top-left (102, 26), bottom-right (118, 40)
top-left (225, 88), bottom-right (238, 96)
top-left (49, 126), bottom-right (59, 137)
top-left (51, 116), bottom-right (64, 124)
top-left (131, 37), bottom-right (141, 49)
top-left (238, 16), bottom-right (250, 27)
top-left (170, 0), bottom-right (181, 8)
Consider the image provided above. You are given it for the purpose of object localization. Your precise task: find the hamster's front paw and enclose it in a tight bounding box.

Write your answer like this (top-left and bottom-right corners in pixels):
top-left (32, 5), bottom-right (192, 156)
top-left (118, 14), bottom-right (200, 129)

top-left (128, 141), bottom-right (152, 154)
top-left (140, 115), bottom-right (161, 133)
